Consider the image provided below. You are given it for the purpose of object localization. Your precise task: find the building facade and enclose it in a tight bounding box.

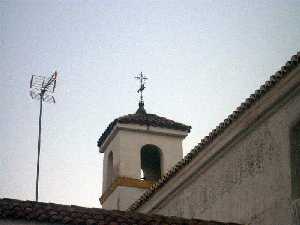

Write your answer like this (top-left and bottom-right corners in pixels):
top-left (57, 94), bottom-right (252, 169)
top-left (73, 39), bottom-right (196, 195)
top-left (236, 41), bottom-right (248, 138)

top-left (129, 52), bottom-right (300, 225)
top-left (1, 52), bottom-right (299, 225)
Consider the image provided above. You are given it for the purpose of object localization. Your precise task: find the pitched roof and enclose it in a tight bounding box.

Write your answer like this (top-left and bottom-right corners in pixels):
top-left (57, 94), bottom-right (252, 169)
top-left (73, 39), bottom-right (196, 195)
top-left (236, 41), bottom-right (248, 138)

top-left (128, 51), bottom-right (300, 211)
top-left (97, 103), bottom-right (191, 148)
top-left (0, 198), bottom-right (241, 225)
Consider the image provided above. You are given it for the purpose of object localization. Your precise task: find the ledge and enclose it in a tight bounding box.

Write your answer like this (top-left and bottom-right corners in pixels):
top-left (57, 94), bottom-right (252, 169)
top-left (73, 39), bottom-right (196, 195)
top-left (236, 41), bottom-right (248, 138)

top-left (100, 177), bottom-right (154, 205)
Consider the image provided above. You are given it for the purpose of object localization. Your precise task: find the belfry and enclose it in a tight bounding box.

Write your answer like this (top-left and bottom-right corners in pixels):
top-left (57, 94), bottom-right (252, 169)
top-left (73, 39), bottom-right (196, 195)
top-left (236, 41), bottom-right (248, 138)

top-left (98, 73), bottom-right (191, 210)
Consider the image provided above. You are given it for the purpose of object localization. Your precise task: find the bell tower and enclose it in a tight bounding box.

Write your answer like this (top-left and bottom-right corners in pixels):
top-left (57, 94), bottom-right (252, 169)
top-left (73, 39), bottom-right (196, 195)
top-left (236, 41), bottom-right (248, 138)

top-left (97, 73), bottom-right (191, 210)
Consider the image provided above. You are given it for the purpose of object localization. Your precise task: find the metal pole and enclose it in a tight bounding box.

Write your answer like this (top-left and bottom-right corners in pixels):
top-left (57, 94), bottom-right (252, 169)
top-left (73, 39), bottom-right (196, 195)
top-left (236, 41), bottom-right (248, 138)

top-left (35, 91), bottom-right (44, 202)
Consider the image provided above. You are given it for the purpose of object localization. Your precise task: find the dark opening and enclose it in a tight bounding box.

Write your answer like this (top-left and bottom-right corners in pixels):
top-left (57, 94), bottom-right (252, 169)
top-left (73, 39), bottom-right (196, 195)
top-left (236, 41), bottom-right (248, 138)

top-left (107, 151), bottom-right (114, 189)
top-left (141, 145), bottom-right (162, 182)
top-left (291, 122), bottom-right (300, 200)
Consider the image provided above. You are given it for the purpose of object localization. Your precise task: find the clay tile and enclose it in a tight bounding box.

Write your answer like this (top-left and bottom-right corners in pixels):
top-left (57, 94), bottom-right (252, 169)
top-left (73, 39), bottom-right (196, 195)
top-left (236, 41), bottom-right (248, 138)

top-left (60, 210), bottom-right (68, 217)
top-left (94, 214), bottom-right (105, 220)
top-left (14, 205), bottom-right (21, 211)
top-left (259, 83), bottom-right (267, 90)
top-left (25, 212), bottom-right (35, 220)
top-left (285, 60), bottom-right (293, 67)
top-left (63, 216), bottom-right (73, 224)
top-left (281, 65), bottom-right (288, 71)
top-left (49, 210), bottom-right (58, 216)
top-left (86, 218), bottom-right (97, 225)
top-left (291, 55), bottom-right (298, 62)
top-left (50, 214), bottom-right (63, 222)
top-left (109, 222), bottom-right (119, 225)
top-left (241, 102), bottom-right (249, 108)
top-left (276, 70), bottom-right (283, 77)
top-left (15, 210), bottom-right (25, 218)
top-left (37, 214), bottom-right (48, 221)
top-left (195, 142), bottom-right (203, 149)
top-left (1, 210), bottom-right (8, 218)
top-left (73, 218), bottom-right (85, 225)
top-left (11, 202), bottom-right (20, 208)
top-left (71, 212), bottom-right (80, 218)
top-left (35, 208), bottom-right (44, 216)
top-left (254, 89), bottom-right (262, 96)
top-left (234, 110), bottom-right (240, 115)
top-left (224, 118), bottom-right (230, 124)
top-left (264, 80), bottom-right (272, 87)
top-left (24, 207), bottom-right (33, 214)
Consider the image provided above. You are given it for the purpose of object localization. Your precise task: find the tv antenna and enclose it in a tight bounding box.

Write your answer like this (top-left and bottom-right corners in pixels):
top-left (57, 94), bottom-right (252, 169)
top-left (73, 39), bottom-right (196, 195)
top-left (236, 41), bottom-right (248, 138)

top-left (29, 71), bottom-right (57, 202)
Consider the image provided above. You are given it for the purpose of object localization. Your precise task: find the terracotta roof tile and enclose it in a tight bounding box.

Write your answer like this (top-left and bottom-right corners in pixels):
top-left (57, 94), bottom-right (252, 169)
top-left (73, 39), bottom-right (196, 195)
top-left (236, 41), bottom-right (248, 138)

top-left (97, 112), bottom-right (191, 149)
top-left (0, 198), bottom-right (241, 225)
top-left (128, 51), bottom-right (300, 211)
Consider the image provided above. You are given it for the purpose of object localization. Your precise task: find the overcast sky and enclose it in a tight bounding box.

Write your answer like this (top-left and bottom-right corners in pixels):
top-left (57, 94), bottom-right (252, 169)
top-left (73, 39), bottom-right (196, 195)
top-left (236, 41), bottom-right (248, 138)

top-left (0, 0), bottom-right (299, 208)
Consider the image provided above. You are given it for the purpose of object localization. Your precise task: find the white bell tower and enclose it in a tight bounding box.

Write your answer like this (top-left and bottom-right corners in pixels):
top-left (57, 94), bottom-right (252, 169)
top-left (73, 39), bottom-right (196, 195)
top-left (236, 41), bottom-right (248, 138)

top-left (98, 73), bottom-right (191, 210)
top-left (98, 102), bottom-right (191, 210)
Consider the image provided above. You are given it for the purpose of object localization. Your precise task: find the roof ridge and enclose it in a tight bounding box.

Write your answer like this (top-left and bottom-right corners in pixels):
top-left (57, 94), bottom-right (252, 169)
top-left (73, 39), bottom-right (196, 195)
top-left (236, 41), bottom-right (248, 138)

top-left (128, 51), bottom-right (300, 212)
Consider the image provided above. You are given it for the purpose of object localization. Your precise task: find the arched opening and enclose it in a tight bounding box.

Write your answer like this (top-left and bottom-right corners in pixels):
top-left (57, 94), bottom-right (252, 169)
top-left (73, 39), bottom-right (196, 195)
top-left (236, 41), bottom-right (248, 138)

top-left (106, 151), bottom-right (114, 189)
top-left (140, 144), bottom-right (162, 182)
top-left (291, 121), bottom-right (300, 200)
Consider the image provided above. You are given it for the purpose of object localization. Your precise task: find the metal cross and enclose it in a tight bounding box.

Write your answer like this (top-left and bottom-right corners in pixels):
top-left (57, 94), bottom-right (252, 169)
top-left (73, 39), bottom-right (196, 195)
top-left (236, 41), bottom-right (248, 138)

top-left (135, 72), bottom-right (148, 103)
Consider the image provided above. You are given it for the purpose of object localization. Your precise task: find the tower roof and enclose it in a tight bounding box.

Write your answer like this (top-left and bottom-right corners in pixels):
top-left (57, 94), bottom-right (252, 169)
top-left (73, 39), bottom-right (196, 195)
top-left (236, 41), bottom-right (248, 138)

top-left (97, 105), bottom-right (191, 149)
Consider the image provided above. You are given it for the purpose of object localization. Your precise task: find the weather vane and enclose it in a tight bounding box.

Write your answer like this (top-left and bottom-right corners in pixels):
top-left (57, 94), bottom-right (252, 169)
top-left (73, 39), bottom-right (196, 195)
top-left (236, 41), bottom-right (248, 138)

top-left (135, 72), bottom-right (148, 105)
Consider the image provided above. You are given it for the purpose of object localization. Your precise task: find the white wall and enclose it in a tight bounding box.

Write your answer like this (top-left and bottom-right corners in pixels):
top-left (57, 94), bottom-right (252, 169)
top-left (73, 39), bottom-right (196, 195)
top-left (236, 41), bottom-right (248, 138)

top-left (100, 122), bottom-right (188, 210)
top-left (102, 131), bottom-right (120, 192)
top-left (102, 186), bottom-right (147, 210)
top-left (118, 127), bottom-right (184, 179)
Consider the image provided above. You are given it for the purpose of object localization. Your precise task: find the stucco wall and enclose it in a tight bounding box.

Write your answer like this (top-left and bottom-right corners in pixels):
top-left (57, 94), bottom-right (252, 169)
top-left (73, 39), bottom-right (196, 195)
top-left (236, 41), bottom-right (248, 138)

top-left (118, 127), bottom-right (184, 179)
top-left (102, 124), bottom-right (186, 192)
top-left (102, 186), bottom-right (147, 210)
top-left (137, 69), bottom-right (300, 225)
top-left (102, 132), bottom-right (120, 192)
top-left (101, 123), bottom-right (187, 210)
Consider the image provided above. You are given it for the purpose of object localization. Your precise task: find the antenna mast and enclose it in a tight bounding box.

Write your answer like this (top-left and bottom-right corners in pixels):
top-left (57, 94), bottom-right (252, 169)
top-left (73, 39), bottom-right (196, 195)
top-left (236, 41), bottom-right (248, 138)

top-left (29, 71), bottom-right (57, 202)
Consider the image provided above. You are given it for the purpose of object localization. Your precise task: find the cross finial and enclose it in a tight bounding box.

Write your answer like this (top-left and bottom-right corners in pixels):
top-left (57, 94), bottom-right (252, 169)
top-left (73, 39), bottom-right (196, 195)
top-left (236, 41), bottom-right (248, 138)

top-left (135, 72), bottom-right (148, 104)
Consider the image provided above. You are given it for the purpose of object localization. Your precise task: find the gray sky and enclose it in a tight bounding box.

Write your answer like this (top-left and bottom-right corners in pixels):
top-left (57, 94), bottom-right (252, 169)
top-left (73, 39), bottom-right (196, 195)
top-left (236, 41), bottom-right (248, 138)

top-left (0, 0), bottom-right (299, 207)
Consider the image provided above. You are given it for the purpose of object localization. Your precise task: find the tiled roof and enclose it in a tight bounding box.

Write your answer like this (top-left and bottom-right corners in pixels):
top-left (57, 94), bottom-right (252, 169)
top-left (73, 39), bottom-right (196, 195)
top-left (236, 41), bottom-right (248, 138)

top-left (128, 51), bottom-right (300, 211)
top-left (97, 105), bottom-right (191, 148)
top-left (0, 198), bottom-right (241, 225)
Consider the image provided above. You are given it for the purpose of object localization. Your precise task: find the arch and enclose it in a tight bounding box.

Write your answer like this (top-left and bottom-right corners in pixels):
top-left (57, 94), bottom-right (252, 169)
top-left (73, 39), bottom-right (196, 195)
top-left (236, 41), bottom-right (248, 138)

top-left (106, 151), bottom-right (114, 189)
top-left (291, 121), bottom-right (300, 200)
top-left (140, 144), bottom-right (162, 182)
